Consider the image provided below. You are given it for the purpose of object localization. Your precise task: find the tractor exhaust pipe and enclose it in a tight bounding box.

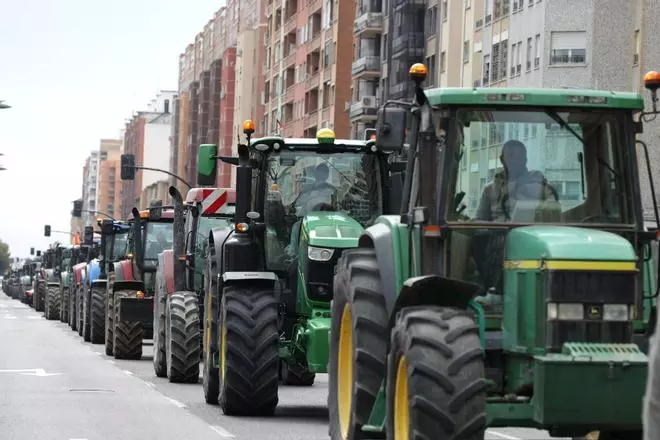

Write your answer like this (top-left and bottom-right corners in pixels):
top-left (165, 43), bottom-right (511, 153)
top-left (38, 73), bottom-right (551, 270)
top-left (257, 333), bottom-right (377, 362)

top-left (168, 186), bottom-right (186, 292)
top-left (131, 207), bottom-right (144, 272)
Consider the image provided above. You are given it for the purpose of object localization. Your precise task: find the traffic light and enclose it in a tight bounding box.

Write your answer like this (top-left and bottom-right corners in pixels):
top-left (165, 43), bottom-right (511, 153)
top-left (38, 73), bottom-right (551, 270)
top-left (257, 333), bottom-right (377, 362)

top-left (36, 250), bottom-right (41, 257)
top-left (30, 247), bottom-right (34, 255)
top-left (83, 226), bottom-right (94, 245)
top-left (121, 154), bottom-right (136, 180)
top-left (72, 199), bottom-right (83, 217)
top-left (44, 225), bottom-right (51, 237)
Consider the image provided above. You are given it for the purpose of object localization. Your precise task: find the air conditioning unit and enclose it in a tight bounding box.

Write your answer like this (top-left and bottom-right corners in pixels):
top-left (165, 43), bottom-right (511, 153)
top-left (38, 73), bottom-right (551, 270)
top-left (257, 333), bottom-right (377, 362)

top-left (362, 96), bottom-right (377, 107)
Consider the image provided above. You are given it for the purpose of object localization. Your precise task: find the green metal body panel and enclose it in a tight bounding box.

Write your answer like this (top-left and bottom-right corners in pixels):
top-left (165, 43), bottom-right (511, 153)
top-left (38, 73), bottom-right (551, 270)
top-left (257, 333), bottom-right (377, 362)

top-left (301, 212), bottom-right (363, 248)
top-left (303, 313), bottom-right (330, 372)
top-left (425, 87), bottom-right (645, 110)
top-left (61, 271), bottom-right (70, 288)
top-left (505, 226), bottom-right (637, 261)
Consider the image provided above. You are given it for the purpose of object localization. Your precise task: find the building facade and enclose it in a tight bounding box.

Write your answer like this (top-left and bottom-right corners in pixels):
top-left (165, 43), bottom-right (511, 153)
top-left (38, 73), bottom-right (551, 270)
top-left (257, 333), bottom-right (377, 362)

top-left (81, 151), bottom-right (99, 227)
top-left (120, 91), bottom-right (176, 218)
top-left (97, 139), bottom-right (122, 220)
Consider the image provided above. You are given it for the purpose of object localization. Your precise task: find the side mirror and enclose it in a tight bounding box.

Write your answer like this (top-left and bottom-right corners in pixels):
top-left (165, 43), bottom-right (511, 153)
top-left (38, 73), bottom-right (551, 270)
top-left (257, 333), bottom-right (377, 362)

top-left (375, 107), bottom-right (407, 152)
top-left (72, 199), bottom-right (83, 217)
top-left (197, 144), bottom-right (218, 186)
top-left (121, 154), bottom-right (136, 180)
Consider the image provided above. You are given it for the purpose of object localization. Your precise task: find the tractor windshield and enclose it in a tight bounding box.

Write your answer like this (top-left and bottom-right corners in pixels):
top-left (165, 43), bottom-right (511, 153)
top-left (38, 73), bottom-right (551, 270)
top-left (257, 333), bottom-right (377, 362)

top-left (443, 108), bottom-right (636, 226)
top-left (143, 222), bottom-right (174, 260)
top-left (110, 232), bottom-right (129, 261)
top-left (263, 150), bottom-right (382, 226)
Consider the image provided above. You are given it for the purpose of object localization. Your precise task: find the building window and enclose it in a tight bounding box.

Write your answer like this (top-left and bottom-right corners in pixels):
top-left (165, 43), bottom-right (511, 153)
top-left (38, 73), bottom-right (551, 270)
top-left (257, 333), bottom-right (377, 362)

top-left (442, 0), bottom-right (448, 21)
top-left (526, 37), bottom-right (532, 71)
top-left (534, 34), bottom-right (540, 68)
top-left (491, 43), bottom-right (500, 82)
top-left (499, 39), bottom-right (508, 79)
top-left (463, 40), bottom-right (470, 64)
top-left (550, 31), bottom-right (587, 65)
top-left (426, 6), bottom-right (437, 36)
top-left (426, 55), bottom-right (436, 85)
top-left (440, 51), bottom-right (446, 73)
top-left (634, 29), bottom-right (640, 65)
top-left (483, 54), bottom-right (490, 85)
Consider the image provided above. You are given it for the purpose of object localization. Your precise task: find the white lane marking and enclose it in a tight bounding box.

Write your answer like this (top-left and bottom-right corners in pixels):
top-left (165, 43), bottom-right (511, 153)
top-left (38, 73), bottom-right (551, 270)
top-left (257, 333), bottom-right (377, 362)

top-left (143, 381), bottom-right (155, 388)
top-left (27, 316), bottom-right (41, 320)
top-left (210, 425), bottom-right (235, 438)
top-left (108, 360), bottom-right (116, 364)
top-left (3, 316), bottom-right (17, 319)
top-left (122, 370), bottom-right (134, 376)
top-left (166, 397), bottom-right (186, 408)
top-left (487, 431), bottom-right (521, 440)
top-left (70, 438), bottom-right (89, 440)
top-left (0, 368), bottom-right (62, 377)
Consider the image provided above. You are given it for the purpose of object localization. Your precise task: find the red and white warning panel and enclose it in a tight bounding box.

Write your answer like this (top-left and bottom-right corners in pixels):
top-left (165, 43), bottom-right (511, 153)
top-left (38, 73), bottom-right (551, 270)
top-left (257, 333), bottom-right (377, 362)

top-left (185, 188), bottom-right (236, 215)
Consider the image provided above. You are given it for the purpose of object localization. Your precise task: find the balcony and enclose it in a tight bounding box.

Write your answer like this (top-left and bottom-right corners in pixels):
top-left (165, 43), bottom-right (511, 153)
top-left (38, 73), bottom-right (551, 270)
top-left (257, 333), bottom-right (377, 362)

top-left (392, 33), bottom-right (425, 55)
top-left (353, 12), bottom-right (383, 36)
top-left (349, 96), bottom-right (379, 120)
top-left (304, 111), bottom-right (318, 128)
top-left (310, 32), bottom-right (322, 51)
top-left (306, 70), bottom-right (320, 90)
top-left (284, 86), bottom-right (295, 103)
top-left (351, 56), bottom-right (380, 78)
top-left (284, 14), bottom-right (297, 33)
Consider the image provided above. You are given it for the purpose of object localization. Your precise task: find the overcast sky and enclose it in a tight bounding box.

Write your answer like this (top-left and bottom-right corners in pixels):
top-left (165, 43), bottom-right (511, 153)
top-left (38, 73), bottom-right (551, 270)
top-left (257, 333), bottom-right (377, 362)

top-left (0, 0), bottom-right (222, 259)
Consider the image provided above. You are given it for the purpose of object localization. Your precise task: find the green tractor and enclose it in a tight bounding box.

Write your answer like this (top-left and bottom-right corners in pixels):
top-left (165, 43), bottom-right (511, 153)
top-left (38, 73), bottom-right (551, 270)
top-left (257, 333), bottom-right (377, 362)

top-left (326, 65), bottom-right (660, 439)
top-left (199, 122), bottom-right (405, 414)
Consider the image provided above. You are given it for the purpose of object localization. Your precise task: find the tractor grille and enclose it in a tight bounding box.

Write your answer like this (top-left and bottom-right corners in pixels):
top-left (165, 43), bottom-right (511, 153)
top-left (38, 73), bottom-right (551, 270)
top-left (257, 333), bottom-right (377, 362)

top-left (545, 270), bottom-right (636, 351)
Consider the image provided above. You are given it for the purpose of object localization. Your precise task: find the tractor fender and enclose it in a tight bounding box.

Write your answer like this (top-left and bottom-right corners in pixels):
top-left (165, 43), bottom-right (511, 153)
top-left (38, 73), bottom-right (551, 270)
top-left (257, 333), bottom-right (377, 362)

top-left (112, 280), bottom-right (145, 293)
top-left (208, 226), bottom-right (234, 282)
top-left (392, 275), bottom-right (482, 320)
top-left (91, 279), bottom-right (107, 289)
top-left (157, 250), bottom-right (175, 295)
top-left (358, 222), bottom-right (399, 316)
top-left (46, 282), bottom-right (60, 287)
top-left (221, 271), bottom-right (279, 290)
top-left (61, 271), bottom-right (71, 288)
top-left (114, 260), bottom-right (135, 282)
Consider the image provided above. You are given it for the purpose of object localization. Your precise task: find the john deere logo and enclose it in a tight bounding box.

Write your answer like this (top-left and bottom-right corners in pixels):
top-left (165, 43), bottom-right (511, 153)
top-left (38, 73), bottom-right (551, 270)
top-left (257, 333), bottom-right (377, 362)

top-left (588, 306), bottom-right (600, 319)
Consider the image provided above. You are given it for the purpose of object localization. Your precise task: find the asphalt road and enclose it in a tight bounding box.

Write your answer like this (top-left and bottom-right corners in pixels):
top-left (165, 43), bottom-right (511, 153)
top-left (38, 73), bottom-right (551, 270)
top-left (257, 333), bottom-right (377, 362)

top-left (0, 290), bottom-right (566, 440)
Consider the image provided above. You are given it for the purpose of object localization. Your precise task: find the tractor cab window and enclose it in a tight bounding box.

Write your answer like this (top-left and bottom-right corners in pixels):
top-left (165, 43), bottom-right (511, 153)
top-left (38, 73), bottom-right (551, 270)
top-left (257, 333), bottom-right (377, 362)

top-left (440, 108), bottom-right (636, 290)
top-left (445, 109), bottom-right (634, 225)
top-left (262, 150), bottom-right (383, 270)
top-left (143, 222), bottom-right (174, 261)
top-left (190, 215), bottom-right (234, 256)
top-left (110, 232), bottom-right (129, 261)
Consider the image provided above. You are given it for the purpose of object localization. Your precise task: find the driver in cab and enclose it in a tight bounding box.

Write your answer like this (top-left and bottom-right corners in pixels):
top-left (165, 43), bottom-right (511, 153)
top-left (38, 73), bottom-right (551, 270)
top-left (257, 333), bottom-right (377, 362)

top-left (146, 231), bottom-right (171, 258)
top-left (472, 140), bottom-right (556, 312)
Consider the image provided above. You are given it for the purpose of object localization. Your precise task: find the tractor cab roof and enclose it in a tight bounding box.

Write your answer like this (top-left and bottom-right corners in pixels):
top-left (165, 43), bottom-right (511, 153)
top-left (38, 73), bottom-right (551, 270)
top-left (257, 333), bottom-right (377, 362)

top-left (249, 129), bottom-right (376, 153)
top-left (129, 208), bottom-right (175, 221)
top-left (424, 87), bottom-right (645, 110)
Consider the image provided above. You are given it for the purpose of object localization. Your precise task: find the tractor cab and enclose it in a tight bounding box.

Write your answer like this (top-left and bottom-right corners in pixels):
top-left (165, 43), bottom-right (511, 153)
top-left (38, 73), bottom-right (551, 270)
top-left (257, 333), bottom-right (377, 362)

top-left (327, 65), bottom-right (660, 439)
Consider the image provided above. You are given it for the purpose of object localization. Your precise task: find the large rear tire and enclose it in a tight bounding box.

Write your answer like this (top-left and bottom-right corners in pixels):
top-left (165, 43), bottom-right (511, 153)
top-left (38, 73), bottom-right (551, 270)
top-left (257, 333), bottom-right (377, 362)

top-left (105, 289), bottom-right (115, 356)
top-left (218, 285), bottom-right (279, 416)
top-left (82, 287), bottom-right (91, 341)
top-left (328, 249), bottom-right (389, 440)
top-left (112, 290), bottom-right (143, 360)
top-left (60, 286), bottom-right (69, 323)
top-left (78, 286), bottom-right (85, 337)
top-left (68, 286), bottom-right (77, 331)
top-left (166, 291), bottom-right (201, 383)
top-left (152, 281), bottom-right (167, 377)
top-left (33, 281), bottom-right (45, 312)
top-left (89, 286), bottom-right (105, 344)
top-left (45, 286), bottom-right (60, 321)
top-left (202, 258), bottom-right (219, 404)
top-left (386, 307), bottom-right (487, 440)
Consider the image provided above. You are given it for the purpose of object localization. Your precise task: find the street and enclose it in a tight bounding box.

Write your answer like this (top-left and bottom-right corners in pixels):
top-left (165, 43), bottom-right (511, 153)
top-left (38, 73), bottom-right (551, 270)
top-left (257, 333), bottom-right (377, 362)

top-left (0, 290), bottom-right (565, 440)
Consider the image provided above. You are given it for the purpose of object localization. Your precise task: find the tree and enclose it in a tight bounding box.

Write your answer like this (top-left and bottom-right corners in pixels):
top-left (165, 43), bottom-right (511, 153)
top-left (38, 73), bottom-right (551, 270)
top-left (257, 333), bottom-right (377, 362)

top-left (0, 239), bottom-right (11, 274)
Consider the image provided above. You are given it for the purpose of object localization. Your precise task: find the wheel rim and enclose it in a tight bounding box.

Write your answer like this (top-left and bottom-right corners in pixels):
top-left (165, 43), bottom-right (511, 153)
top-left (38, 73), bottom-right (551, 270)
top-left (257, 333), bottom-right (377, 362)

top-left (220, 317), bottom-right (227, 380)
top-left (337, 304), bottom-right (354, 439)
top-left (394, 356), bottom-right (410, 440)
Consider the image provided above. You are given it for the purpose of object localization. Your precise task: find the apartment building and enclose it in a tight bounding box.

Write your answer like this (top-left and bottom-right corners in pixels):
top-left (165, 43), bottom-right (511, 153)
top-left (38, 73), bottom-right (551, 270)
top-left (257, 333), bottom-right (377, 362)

top-left (120, 91), bottom-right (176, 218)
top-left (81, 151), bottom-right (99, 227)
top-left (97, 139), bottom-right (122, 220)
top-left (262, 0), bottom-right (353, 139)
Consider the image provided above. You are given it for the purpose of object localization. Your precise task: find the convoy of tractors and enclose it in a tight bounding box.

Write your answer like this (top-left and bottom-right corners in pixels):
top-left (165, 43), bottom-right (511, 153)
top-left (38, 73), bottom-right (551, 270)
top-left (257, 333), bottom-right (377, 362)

top-left (3, 65), bottom-right (660, 439)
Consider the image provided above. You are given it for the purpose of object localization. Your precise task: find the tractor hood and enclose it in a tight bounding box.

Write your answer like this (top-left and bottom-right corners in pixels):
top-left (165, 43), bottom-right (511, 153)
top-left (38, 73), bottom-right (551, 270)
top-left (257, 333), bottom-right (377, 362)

top-left (505, 225), bottom-right (636, 261)
top-left (302, 211), bottom-right (364, 249)
top-left (87, 259), bottom-right (101, 285)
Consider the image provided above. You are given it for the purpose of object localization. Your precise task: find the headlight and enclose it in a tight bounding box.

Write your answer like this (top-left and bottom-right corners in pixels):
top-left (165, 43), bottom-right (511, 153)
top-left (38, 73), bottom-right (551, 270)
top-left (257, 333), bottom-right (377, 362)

top-left (307, 246), bottom-right (334, 262)
top-left (547, 302), bottom-right (584, 320)
top-left (603, 304), bottom-right (630, 322)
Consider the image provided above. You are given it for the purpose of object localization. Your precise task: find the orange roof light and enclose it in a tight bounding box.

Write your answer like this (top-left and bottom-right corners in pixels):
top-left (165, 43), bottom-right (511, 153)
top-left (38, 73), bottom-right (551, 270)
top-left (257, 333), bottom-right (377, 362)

top-left (243, 119), bottom-right (255, 134)
top-left (409, 63), bottom-right (428, 82)
top-left (644, 71), bottom-right (660, 91)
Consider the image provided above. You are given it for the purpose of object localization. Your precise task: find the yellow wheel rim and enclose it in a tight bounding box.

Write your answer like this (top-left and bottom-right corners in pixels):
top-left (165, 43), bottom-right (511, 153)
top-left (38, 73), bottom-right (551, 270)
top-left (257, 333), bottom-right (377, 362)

top-left (394, 356), bottom-right (410, 440)
top-left (337, 304), bottom-right (354, 439)
top-left (220, 318), bottom-right (227, 380)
